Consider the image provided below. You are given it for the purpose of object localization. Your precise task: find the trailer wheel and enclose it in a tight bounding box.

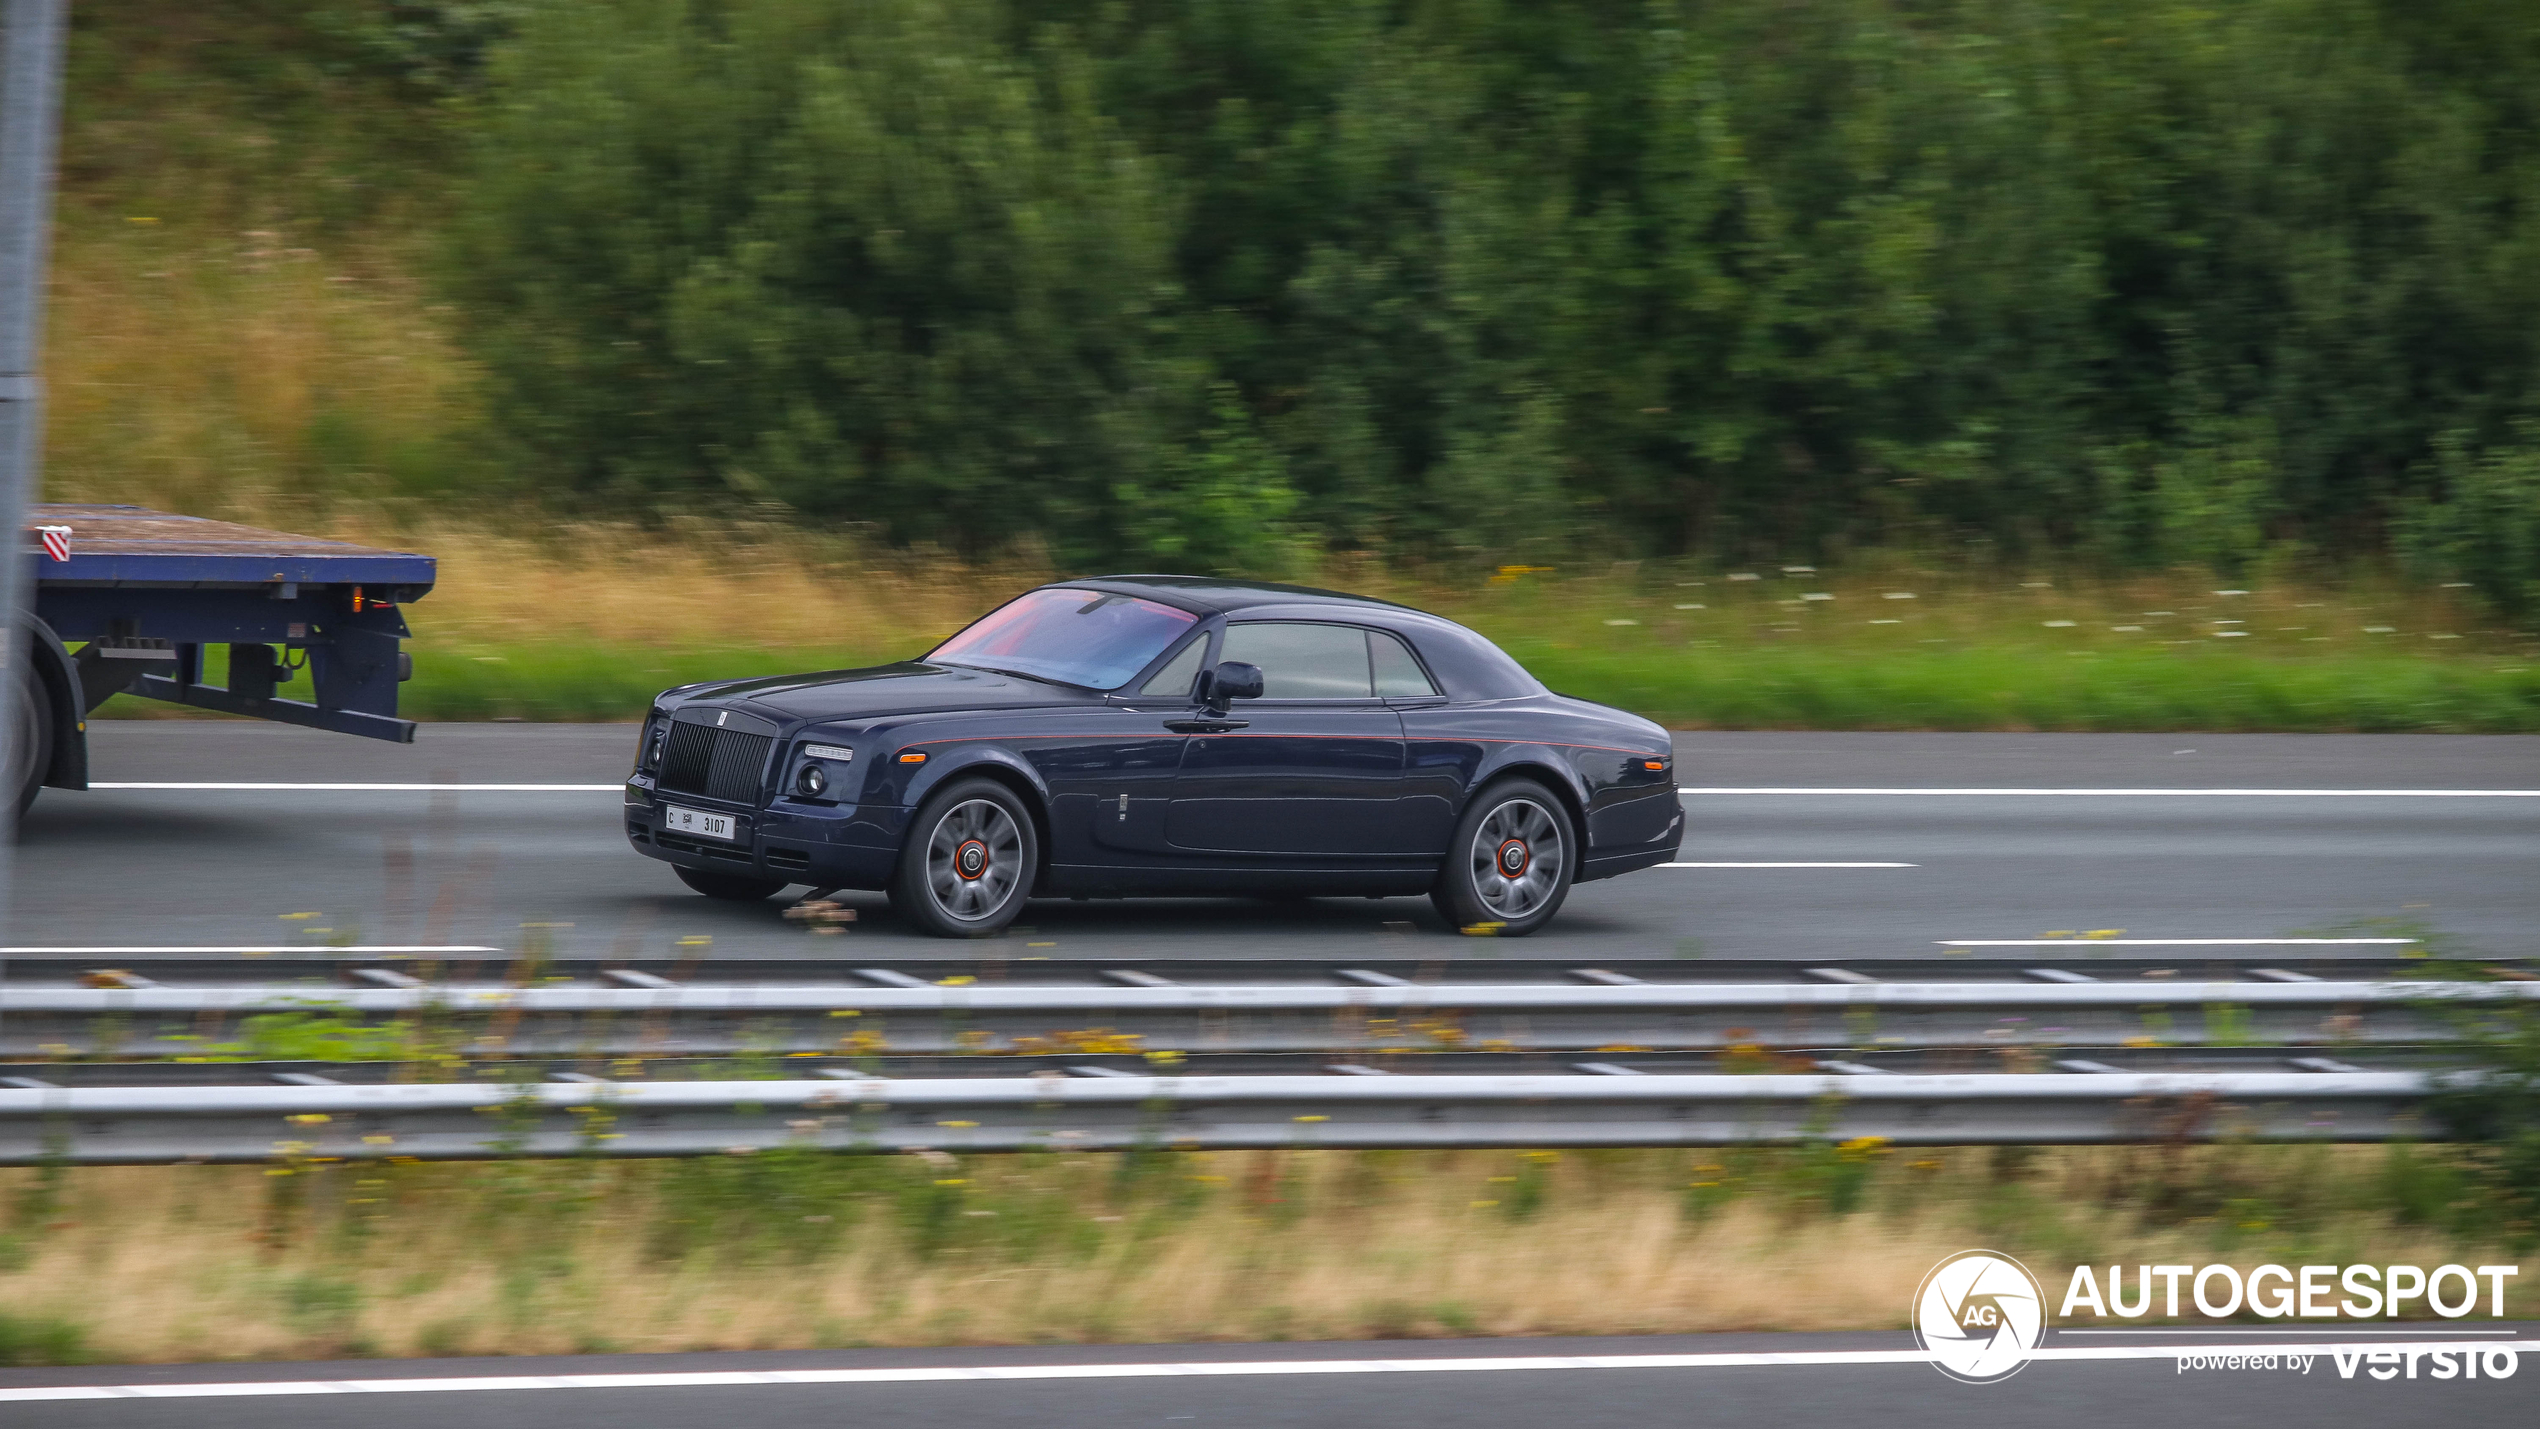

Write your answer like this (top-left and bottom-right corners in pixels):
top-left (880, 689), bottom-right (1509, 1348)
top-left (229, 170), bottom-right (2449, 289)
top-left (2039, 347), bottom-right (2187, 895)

top-left (9, 664), bottom-right (50, 818)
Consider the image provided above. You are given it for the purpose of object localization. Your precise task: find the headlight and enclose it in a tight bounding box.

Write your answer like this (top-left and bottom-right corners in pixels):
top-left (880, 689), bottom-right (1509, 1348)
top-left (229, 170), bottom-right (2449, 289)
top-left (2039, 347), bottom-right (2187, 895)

top-left (802, 743), bottom-right (854, 762)
top-left (795, 764), bottom-right (827, 797)
top-left (645, 719), bottom-right (669, 769)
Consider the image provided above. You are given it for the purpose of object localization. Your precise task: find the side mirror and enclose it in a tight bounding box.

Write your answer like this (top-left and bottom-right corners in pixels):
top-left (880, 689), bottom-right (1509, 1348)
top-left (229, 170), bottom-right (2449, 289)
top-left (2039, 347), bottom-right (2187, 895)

top-left (1198, 660), bottom-right (1264, 714)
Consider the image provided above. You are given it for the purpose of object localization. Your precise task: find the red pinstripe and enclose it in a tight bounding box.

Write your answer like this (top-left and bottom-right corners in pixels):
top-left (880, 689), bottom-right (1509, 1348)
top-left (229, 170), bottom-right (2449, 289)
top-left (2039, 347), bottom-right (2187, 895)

top-left (891, 731), bottom-right (1667, 757)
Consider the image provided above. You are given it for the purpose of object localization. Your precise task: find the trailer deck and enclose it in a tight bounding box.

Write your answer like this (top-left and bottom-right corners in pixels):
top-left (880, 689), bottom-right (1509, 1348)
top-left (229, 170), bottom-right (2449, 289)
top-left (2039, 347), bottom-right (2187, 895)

top-left (14, 504), bottom-right (436, 806)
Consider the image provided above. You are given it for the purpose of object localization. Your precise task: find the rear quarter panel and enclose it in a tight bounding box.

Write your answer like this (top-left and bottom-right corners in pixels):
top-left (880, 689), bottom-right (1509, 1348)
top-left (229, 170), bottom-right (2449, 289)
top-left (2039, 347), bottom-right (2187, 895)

top-left (1400, 696), bottom-right (1676, 863)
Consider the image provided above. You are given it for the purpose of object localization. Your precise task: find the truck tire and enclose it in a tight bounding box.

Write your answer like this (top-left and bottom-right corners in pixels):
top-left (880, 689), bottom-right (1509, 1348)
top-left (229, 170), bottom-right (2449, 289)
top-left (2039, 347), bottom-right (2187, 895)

top-left (9, 665), bottom-right (51, 818)
top-left (1429, 776), bottom-right (1576, 937)
top-left (672, 865), bottom-right (789, 902)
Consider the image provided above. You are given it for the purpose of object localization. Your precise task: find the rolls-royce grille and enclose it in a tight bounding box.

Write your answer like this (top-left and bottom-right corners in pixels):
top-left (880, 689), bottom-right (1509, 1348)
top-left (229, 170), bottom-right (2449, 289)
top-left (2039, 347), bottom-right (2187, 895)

top-left (659, 723), bottom-right (773, 804)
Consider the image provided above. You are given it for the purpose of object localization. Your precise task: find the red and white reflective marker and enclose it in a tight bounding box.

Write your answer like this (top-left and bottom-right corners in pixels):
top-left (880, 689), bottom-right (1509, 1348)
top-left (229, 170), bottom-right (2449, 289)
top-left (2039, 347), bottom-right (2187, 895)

top-left (33, 523), bottom-right (70, 562)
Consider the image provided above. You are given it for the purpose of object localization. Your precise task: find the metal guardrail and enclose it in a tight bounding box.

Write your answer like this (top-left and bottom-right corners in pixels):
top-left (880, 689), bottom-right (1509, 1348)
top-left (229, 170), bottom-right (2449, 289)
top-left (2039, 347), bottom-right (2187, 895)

top-left (0, 1043), bottom-right (2461, 1087)
top-left (2, 978), bottom-right (2528, 1057)
top-left (0, 951), bottom-right (2502, 988)
top-left (0, 1070), bottom-right (2450, 1162)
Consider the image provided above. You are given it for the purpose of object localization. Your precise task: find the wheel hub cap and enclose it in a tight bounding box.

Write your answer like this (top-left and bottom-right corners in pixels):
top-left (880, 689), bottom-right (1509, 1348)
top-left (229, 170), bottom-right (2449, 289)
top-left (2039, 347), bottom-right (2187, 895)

top-left (955, 839), bottom-right (989, 880)
top-left (1497, 839), bottom-right (1530, 877)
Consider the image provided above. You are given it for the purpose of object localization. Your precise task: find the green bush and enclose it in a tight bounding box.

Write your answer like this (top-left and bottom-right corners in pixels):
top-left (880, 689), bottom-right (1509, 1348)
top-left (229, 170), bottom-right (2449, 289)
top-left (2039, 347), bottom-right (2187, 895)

top-left (436, 0), bottom-right (2540, 593)
top-left (2401, 429), bottom-right (2540, 624)
top-left (0, 1312), bottom-right (87, 1367)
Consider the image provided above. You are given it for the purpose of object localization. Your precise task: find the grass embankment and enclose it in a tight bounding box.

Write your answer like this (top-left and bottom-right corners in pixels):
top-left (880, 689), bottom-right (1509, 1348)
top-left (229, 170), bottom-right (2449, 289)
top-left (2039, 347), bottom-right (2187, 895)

top-left (83, 526), bottom-right (2540, 730)
top-left (41, 53), bottom-right (2540, 734)
top-left (0, 1143), bottom-right (2528, 1364)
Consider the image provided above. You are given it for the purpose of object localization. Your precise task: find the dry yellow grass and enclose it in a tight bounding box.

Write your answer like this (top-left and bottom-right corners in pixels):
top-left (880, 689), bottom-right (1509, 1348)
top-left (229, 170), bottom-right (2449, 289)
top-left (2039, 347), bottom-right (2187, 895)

top-left (44, 214), bottom-right (468, 519)
top-left (384, 515), bottom-right (1051, 655)
top-left (3, 1146), bottom-right (2527, 1363)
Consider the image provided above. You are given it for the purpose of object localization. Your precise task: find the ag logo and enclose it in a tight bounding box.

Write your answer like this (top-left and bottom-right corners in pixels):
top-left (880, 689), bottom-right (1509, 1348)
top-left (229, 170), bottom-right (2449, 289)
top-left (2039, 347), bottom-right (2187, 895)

top-left (1913, 1250), bottom-right (2047, 1384)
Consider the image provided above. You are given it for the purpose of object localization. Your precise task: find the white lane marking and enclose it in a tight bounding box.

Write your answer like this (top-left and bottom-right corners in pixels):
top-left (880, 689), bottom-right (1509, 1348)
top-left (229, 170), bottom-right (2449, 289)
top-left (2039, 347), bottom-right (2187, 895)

top-left (1662, 862), bottom-right (1918, 869)
top-left (0, 946), bottom-right (502, 956)
top-left (84, 783), bottom-right (2540, 796)
top-left (1939, 938), bottom-right (2416, 947)
top-left (1681, 786), bottom-right (2540, 796)
top-left (89, 783), bottom-right (622, 791)
top-left (0, 1341), bottom-right (2524, 1402)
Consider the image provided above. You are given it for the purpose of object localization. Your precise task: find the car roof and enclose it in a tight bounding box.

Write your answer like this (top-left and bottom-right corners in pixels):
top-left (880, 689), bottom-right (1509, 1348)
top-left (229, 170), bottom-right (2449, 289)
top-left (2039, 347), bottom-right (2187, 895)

top-left (1057, 575), bottom-right (1425, 618)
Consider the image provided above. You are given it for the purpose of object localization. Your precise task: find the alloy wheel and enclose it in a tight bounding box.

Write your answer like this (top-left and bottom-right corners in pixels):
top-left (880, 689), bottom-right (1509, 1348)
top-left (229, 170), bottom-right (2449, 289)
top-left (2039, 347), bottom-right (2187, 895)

top-left (924, 797), bottom-right (1024, 923)
top-left (1468, 796), bottom-right (1564, 921)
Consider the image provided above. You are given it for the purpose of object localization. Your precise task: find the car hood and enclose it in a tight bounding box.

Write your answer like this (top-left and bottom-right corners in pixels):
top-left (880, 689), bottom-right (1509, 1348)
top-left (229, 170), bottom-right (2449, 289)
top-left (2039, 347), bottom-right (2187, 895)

top-left (668, 661), bottom-right (1096, 723)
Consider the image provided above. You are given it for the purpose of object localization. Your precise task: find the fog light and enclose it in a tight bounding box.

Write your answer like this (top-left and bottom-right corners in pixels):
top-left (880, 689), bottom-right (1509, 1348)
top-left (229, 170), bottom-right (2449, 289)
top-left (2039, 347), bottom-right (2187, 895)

top-left (795, 765), bottom-right (827, 797)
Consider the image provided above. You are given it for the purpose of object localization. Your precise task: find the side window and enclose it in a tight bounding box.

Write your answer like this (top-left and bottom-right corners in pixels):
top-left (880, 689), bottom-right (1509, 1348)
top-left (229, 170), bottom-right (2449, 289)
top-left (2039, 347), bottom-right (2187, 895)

top-left (1220, 623), bottom-right (1375, 699)
top-left (1137, 633), bottom-right (1210, 697)
top-left (1370, 630), bottom-right (1440, 697)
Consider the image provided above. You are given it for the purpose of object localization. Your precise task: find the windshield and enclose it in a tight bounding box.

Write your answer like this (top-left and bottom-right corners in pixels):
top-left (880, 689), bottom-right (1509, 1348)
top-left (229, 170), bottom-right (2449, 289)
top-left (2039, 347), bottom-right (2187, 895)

top-left (928, 588), bottom-right (1201, 690)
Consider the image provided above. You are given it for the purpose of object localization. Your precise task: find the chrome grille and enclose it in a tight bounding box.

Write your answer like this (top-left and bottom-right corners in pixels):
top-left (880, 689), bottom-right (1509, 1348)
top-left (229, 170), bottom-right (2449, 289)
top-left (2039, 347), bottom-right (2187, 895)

top-left (659, 722), bottom-right (773, 804)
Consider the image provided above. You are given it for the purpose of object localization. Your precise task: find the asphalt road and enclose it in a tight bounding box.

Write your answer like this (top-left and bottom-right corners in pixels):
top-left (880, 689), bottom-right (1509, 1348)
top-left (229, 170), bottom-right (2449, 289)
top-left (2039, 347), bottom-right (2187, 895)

top-left (9, 730), bottom-right (2538, 1424)
top-left (3, 1330), bottom-right (2531, 1428)
top-left (10, 723), bottom-right (2537, 963)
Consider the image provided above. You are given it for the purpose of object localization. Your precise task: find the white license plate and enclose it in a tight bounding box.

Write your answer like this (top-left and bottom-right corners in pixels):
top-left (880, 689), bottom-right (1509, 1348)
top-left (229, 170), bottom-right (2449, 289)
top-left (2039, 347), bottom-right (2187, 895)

top-left (662, 805), bottom-right (738, 841)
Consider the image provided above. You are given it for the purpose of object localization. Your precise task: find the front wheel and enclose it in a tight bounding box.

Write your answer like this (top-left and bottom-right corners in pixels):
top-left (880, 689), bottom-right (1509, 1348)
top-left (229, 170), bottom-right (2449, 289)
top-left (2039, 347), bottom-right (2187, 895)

top-left (892, 777), bottom-right (1039, 938)
top-left (673, 865), bottom-right (790, 902)
top-left (1429, 778), bottom-right (1576, 936)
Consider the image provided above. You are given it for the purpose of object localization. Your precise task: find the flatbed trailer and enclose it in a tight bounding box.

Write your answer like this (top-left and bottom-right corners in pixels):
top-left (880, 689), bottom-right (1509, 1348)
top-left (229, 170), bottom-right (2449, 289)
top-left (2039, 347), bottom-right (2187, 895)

top-left (12, 503), bottom-right (435, 810)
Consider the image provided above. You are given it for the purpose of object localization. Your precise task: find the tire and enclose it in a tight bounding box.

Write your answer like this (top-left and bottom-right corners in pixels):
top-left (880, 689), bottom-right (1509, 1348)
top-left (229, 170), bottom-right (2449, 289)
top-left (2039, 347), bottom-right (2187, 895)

top-left (9, 664), bottom-right (51, 820)
top-left (673, 865), bottom-right (789, 902)
top-left (892, 777), bottom-right (1039, 938)
top-left (1429, 777), bottom-right (1576, 936)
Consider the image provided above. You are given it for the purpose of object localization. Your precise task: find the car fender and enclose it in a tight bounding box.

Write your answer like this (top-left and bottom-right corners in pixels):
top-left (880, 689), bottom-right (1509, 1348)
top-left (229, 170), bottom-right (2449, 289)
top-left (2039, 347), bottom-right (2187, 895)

top-left (899, 743), bottom-right (1053, 817)
top-left (1463, 741), bottom-right (1594, 843)
top-left (889, 744), bottom-right (1055, 890)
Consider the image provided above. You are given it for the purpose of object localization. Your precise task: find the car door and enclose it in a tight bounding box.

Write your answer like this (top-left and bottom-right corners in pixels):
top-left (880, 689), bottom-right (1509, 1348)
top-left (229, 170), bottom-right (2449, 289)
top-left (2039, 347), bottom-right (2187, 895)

top-left (1058, 628), bottom-right (1210, 858)
top-left (1371, 626), bottom-right (1464, 857)
top-left (1164, 621), bottom-right (1408, 857)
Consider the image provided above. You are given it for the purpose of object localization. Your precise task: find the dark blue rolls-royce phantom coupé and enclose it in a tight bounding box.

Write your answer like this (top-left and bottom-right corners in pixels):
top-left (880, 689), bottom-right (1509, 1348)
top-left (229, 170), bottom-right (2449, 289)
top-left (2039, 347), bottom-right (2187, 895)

top-left (624, 577), bottom-right (1683, 937)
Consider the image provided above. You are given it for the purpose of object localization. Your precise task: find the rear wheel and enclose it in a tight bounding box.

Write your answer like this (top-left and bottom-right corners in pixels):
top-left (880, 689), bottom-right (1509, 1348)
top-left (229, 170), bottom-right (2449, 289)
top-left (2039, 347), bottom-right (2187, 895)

top-left (8, 666), bottom-right (51, 819)
top-left (892, 777), bottom-right (1038, 938)
top-left (1429, 777), bottom-right (1575, 936)
top-left (672, 865), bottom-right (789, 902)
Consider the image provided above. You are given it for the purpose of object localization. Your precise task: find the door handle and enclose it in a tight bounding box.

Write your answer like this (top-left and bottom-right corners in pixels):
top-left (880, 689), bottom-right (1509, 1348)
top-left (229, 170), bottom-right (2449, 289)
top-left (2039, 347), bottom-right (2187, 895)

top-left (1163, 719), bottom-right (1249, 734)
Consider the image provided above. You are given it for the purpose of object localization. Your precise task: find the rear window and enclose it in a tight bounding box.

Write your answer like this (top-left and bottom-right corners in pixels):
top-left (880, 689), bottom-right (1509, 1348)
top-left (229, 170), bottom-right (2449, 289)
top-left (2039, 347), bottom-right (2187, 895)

top-left (929, 588), bottom-right (1199, 690)
top-left (1221, 623), bottom-right (1374, 698)
top-left (1370, 630), bottom-right (1439, 696)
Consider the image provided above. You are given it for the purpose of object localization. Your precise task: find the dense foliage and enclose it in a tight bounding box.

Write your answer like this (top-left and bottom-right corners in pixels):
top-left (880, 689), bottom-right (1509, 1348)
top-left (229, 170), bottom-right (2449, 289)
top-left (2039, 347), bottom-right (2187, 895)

top-left (438, 0), bottom-right (2540, 592)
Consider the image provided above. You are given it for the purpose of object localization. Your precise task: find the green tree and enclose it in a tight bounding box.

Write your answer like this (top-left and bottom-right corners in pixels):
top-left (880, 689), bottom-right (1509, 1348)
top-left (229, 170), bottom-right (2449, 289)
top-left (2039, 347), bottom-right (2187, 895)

top-left (439, 0), bottom-right (2540, 600)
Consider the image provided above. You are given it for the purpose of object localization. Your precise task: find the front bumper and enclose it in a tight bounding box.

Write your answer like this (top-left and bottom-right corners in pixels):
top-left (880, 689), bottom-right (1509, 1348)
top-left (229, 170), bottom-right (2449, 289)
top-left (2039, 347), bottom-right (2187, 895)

top-left (624, 777), bottom-right (907, 890)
